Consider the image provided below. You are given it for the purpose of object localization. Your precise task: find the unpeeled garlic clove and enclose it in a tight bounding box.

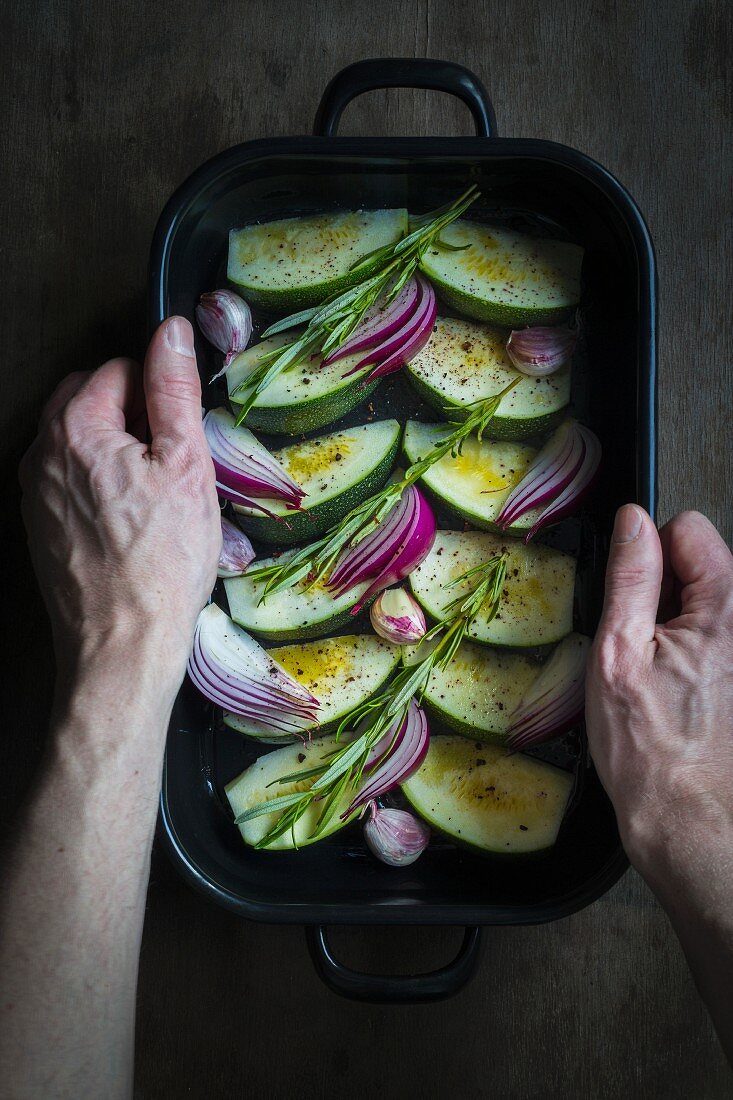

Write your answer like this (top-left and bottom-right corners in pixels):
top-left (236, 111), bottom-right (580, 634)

top-left (369, 586), bottom-right (427, 645)
top-left (217, 516), bottom-right (256, 577)
top-left (363, 801), bottom-right (430, 867)
top-left (196, 289), bottom-right (253, 380)
top-left (505, 324), bottom-right (577, 377)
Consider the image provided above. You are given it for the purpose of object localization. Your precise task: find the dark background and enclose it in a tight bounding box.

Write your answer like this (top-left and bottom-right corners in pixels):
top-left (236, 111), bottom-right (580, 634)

top-left (1, 1), bottom-right (731, 1097)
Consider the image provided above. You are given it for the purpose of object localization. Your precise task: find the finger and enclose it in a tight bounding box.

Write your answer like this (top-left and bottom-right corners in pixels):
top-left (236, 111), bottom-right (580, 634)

top-left (38, 371), bottom-right (91, 430)
top-left (597, 505), bottom-right (663, 645)
top-left (658, 510), bottom-right (733, 613)
top-left (69, 357), bottom-right (144, 434)
top-left (143, 317), bottom-right (203, 449)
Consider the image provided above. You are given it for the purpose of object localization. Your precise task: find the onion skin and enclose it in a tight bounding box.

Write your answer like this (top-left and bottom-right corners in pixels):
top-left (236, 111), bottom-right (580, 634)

top-left (196, 289), bottom-right (253, 378)
top-left (506, 324), bottom-right (577, 377)
top-left (204, 408), bottom-right (306, 516)
top-left (496, 419), bottom-right (601, 540)
top-left (363, 801), bottom-right (430, 867)
top-left (327, 485), bottom-right (436, 611)
top-left (339, 276), bottom-right (437, 383)
top-left (342, 701), bottom-right (430, 818)
top-left (323, 278), bottom-right (420, 365)
top-left (187, 604), bottom-right (320, 736)
top-left (507, 633), bottom-right (590, 748)
top-left (217, 517), bottom-right (256, 577)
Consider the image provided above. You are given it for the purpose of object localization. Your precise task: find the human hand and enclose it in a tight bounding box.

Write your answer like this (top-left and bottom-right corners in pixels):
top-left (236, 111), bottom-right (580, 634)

top-left (19, 317), bottom-right (221, 703)
top-left (586, 506), bottom-right (733, 893)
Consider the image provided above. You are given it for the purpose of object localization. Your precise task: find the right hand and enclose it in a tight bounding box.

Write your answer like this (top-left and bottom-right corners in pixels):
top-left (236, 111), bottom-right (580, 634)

top-left (19, 316), bottom-right (221, 694)
top-left (586, 506), bottom-right (733, 892)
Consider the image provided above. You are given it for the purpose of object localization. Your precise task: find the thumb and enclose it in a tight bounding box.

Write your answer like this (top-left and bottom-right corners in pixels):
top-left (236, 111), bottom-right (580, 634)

top-left (597, 505), bottom-right (663, 644)
top-left (144, 317), bottom-right (203, 448)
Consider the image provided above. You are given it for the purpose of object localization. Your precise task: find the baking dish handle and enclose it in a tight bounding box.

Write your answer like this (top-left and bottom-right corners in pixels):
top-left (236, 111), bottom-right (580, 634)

top-left (306, 925), bottom-right (482, 1003)
top-left (313, 58), bottom-right (496, 138)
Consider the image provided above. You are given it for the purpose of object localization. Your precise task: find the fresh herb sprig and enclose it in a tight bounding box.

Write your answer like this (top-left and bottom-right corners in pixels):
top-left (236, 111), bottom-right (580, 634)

top-left (248, 376), bottom-right (519, 599)
top-left (231, 185), bottom-right (480, 424)
top-left (235, 552), bottom-right (508, 848)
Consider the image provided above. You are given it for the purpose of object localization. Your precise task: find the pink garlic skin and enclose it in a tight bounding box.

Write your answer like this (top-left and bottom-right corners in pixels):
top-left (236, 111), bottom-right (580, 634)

top-left (196, 290), bottom-right (253, 378)
top-left (505, 324), bottom-right (577, 377)
top-left (369, 587), bottom-right (428, 645)
top-left (217, 516), bottom-right (256, 578)
top-left (363, 801), bottom-right (431, 867)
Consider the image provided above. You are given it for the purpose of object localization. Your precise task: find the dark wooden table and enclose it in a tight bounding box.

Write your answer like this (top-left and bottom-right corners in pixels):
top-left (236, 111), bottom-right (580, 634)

top-left (2, 1), bottom-right (731, 1096)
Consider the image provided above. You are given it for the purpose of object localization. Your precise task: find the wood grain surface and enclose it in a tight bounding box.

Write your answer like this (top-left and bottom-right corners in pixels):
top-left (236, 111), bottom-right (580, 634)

top-left (1, 1), bottom-right (731, 1097)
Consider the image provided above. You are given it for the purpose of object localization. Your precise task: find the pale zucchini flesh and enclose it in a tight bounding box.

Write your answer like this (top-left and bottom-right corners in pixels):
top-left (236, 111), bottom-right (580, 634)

top-left (419, 219), bottom-right (583, 326)
top-left (224, 554), bottom-right (372, 643)
top-left (224, 634), bottom-right (400, 741)
top-left (418, 640), bottom-right (542, 739)
top-left (233, 419), bottom-right (400, 544)
top-left (227, 333), bottom-right (379, 436)
top-left (227, 209), bottom-right (408, 309)
top-left (402, 736), bottom-right (574, 853)
top-left (403, 421), bottom-right (541, 533)
top-left (226, 736), bottom-right (356, 849)
top-left (405, 317), bottom-right (570, 439)
top-left (408, 531), bottom-right (575, 648)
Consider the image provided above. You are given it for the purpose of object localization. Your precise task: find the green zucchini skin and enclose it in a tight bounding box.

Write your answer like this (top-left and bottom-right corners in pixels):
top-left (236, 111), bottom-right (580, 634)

top-left (419, 219), bottom-right (583, 327)
top-left (401, 736), bottom-right (574, 855)
top-left (404, 316), bottom-right (570, 442)
top-left (227, 209), bottom-right (408, 311)
top-left (234, 420), bottom-right (401, 545)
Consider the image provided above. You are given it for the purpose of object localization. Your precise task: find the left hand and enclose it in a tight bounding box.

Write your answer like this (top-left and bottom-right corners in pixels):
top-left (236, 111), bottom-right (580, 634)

top-left (19, 316), bottom-right (221, 698)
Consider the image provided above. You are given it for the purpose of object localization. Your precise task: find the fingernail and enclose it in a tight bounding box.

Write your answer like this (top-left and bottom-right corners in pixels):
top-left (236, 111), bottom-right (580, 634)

top-left (613, 504), bottom-right (644, 543)
top-left (164, 317), bottom-right (195, 358)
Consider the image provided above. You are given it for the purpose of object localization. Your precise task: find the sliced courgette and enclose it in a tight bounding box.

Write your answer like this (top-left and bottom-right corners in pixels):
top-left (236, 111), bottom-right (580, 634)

top-left (404, 317), bottom-right (571, 440)
top-left (403, 420), bottom-right (541, 534)
top-left (227, 208), bottom-right (408, 310)
top-left (225, 736), bottom-right (357, 849)
top-left (224, 634), bottom-right (400, 741)
top-left (402, 736), bottom-right (573, 854)
top-left (415, 640), bottom-right (542, 739)
top-left (233, 420), bottom-right (400, 545)
top-left (223, 554), bottom-right (371, 643)
top-left (227, 333), bottom-right (380, 436)
top-left (408, 530), bottom-right (575, 648)
top-left (419, 220), bottom-right (583, 326)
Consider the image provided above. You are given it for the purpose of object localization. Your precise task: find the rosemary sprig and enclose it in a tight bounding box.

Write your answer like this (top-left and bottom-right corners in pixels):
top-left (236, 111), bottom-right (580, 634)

top-left (247, 375), bottom-right (519, 599)
top-left (235, 552), bottom-right (508, 848)
top-left (231, 185), bottom-right (481, 423)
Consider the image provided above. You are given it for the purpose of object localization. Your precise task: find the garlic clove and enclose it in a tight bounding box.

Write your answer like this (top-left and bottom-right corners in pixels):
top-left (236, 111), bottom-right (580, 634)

top-left (217, 516), bottom-right (256, 577)
top-left (369, 586), bottom-right (427, 645)
top-left (196, 290), bottom-right (253, 380)
top-left (505, 323), bottom-right (577, 377)
top-left (363, 801), bottom-right (430, 867)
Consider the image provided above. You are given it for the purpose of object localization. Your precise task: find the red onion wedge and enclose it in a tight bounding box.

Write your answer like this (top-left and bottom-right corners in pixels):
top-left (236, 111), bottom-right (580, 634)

top-left (506, 323), bottom-right (577, 377)
top-left (507, 633), bottom-right (591, 749)
top-left (217, 517), bottom-right (256, 578)
top-left (188, 604), bottom-right (320, 737)
top-left (322, 277), bottom-right (420, 364)
top-left (327, 485), bottom-right (436, 612)
top-left (338, 275), bottom-right (437, 384)
top-left (342, 701), bottom-right (430, 818)
top-left (204, 408), bottom-right (306, 516)
top-left (496, 419), bottom-right (601, 541)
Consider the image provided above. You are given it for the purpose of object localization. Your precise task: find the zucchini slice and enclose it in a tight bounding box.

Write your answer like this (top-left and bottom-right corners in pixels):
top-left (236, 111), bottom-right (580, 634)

top-left (223, 554), bottom-right (371, 643)
top-left (402, 420), bottom-right (540, 534)
top-left (224, 634), bottom-right (400, 741)
top-left (227, 334), bottom-right (379, 436)
top-left (227, 209), bottom-right (408, 310)
top-left (417, 640), bottom-right (542, 739)
top-left (405, 317), bottom-right (571, 440)
top-left (408, 530), bottom-right (575, 648)
top-left (402, 736), bottom-right (573, 854)
top-left (419, 220), bottom-right (583, 326)
top-left (233, 420), bottom-right (400, 545)
top-left (226, 736), bottom-right (356, 849)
